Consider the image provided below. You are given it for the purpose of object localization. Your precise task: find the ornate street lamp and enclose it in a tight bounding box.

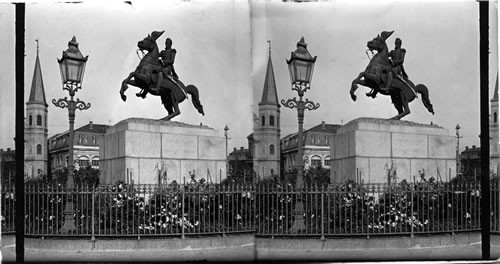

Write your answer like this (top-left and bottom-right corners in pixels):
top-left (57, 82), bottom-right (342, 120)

top-left (53, 36), bottom-right (90, 234)
top-left (456, 124), bottom-right (463, 176)
top-left (281, 37), bottom-right (319, 233)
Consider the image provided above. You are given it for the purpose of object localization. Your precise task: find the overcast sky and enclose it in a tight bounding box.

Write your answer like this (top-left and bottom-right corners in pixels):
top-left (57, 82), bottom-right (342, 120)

top-left (0, 0), bottom-right (498, 153)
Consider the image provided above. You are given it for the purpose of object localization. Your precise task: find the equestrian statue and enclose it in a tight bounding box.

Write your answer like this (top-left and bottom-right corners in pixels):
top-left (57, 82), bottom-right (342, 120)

top-left (120, 31), bottom-right (204, 121)
top-left (350, 30), bottom-right (434, 120)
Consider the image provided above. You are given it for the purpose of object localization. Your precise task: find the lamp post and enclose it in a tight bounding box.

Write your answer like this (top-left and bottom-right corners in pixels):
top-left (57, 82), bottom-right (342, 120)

top-left (53, 36), bottom-right (90, 233)
top-left (224, 125), bottom-right (230, 176)
top-left (281, 37), bottom-right (319, 232)
top-left (456, 124), bottom-right (462, 176)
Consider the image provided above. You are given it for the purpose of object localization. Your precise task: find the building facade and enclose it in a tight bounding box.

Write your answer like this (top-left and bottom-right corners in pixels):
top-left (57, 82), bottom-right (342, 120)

top-left (1, 148), bottom-right (16, 186)
top-left (228, 146), bottom-right (253, 176)
top-left (281, 121), bottom-right (340, 172)
top-left (490, 75), bottom-right (499, 175)
top-left (48, 121), bottom-right (109, 172)
top-left (24, 44), bottom-right (48, 178)
top-left (253, 49), bottom-right (281, 178)
top-left (460, 145), bottom-right (481, 177)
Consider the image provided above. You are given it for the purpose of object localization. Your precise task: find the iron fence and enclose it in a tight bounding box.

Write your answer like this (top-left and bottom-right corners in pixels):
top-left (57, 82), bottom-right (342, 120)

top-left (11, 183), bottom-right (255, 237)
top-left (254, 181), bottom-right (500, 237)
top-left (1, 181), bottom-right (499, 237)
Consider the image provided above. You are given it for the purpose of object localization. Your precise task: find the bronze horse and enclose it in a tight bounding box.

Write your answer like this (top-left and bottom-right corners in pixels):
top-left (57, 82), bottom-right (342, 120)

top-left (350, 31), bottom-right (434, 120)
top-left (120, 31), bottom-right (204, 121)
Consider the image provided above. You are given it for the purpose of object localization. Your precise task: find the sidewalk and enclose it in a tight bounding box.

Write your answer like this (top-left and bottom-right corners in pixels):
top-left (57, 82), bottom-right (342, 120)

top-left (1, 234), bottom-right (255, 262)
top-left (1, 233), bottom-right (499, 262)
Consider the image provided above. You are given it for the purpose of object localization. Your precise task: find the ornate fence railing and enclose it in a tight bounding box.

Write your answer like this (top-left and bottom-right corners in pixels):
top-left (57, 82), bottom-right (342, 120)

top-left (1, 181), bottom-right (499, 237)
top-left (255, 181), bottom-right (499, 237)
top-left (2, 183), bottom-right (255, 237)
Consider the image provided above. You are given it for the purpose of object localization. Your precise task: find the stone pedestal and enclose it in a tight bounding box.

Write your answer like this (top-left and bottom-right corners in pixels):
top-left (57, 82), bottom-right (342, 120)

top-left (330, 118), bottom-right (456, 184)
top-left (100, 118), bottom-right (226, 185)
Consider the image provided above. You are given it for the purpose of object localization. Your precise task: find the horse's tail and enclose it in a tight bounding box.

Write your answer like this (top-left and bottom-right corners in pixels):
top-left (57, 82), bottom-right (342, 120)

top-left (185, 84), bottom-right (205, 116)
top-left (416, 84), bottom-right (434, 115)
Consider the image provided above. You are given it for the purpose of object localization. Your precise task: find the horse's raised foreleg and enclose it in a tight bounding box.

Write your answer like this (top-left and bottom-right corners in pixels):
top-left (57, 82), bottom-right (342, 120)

top-left (120, 72), bottom-right (136, 101)
top-left (350, 72), bottom-right (365, 101)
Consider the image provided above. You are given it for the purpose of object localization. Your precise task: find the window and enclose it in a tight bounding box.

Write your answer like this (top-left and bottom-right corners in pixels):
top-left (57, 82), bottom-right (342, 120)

top-left (277, 116), bottom-right (280, 127)
top-left (36, 144), bottom-right (42, 155)
top-left (270, 144), bottom-right (275, 155)
top-left (324, 156), bottom-right (331, 167)
top-left (261, 116), bottom-right (266, 127)
top-left (29, 115), bottom-right (33, 126)
top-left (92, 159), bottom-right (99, 167)
top-left (37, 115), bottom-right (42, 126)
top-left (79, 135), bottom-right (82, 144)
top-left (79, 157), bottom-right (90, 167)
top-left (270, 115), bottom-right (275, 126)
top-left (45, 116), bottom-right (47, 127)
top-left (311, 156), bottom-right (322, 168)
top-left (495, 112), bottom-right (498, 123)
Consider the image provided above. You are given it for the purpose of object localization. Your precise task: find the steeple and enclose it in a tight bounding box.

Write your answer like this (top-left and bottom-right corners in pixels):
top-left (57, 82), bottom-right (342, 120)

top-left (492, 73), bottom-right (498, 102)
top-left (259, 41), bottom-right (279, 107)
top-left (27, 39), bottom-right (47, 107)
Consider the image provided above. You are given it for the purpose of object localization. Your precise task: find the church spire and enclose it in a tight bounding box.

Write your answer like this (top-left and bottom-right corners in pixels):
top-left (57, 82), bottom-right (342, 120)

top-left (259, 41), bottom-right (279, 107)
top-left (27, 40), bottom-right (47, 107)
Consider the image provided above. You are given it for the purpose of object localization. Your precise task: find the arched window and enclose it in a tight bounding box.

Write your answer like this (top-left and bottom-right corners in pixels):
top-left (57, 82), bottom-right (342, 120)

top-left (495, 112), bottom-right (498, 123)
top-left (36, 144), bottom-right (42, 155)
top-left (79, 156), bottom-right (90, 167)
top-left (270, 115), bottom-right (275, 126)
top-left (37, 115), bottom-right (42, 126)
top-left (311, 155), bottom-right (322, 168)
top-left (324, 156), bottom-right (331, 167)
top-left (270, 144), bottom-right (275, 155)
top-left (29, 115), bottom-right (33, 126)
top-left (91, 157), bottom-right (99, 167)
top-left (261, 116), bottom-right (266, 127)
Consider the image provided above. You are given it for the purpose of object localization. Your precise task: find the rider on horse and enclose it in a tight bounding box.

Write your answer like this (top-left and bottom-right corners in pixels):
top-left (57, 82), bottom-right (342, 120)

top-left (150, 37), bottom-right (187, 99)
top-left (380, 37), bottom-right (409, 94)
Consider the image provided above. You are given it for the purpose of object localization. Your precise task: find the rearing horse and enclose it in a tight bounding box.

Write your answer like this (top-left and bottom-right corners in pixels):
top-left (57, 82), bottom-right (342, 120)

top-left (350, 31), bottom-right (434, 120)
top-left (120, 31), bottom-right (204, 121)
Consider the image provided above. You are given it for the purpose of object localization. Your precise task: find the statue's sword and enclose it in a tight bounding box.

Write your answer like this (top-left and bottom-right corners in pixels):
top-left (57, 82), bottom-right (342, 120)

top-left (396, 74), bottom-right (418, 98)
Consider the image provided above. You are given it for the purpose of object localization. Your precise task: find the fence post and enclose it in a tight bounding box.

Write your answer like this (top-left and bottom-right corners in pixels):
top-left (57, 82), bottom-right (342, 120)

top-left (321, 186), bottom-right (325, 241)
top-left (410, 186), bottom-right (414, 238)
top-left (91, 186), bottom-right (95, 242)
top-left (181, 177), bottom-right (185, 239)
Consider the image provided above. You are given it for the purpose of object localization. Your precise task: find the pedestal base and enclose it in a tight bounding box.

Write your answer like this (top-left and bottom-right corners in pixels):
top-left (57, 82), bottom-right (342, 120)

top-left (100, 118), bottom-right (227, 185)
top-left (330, 118), bottom-right (456, 184)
